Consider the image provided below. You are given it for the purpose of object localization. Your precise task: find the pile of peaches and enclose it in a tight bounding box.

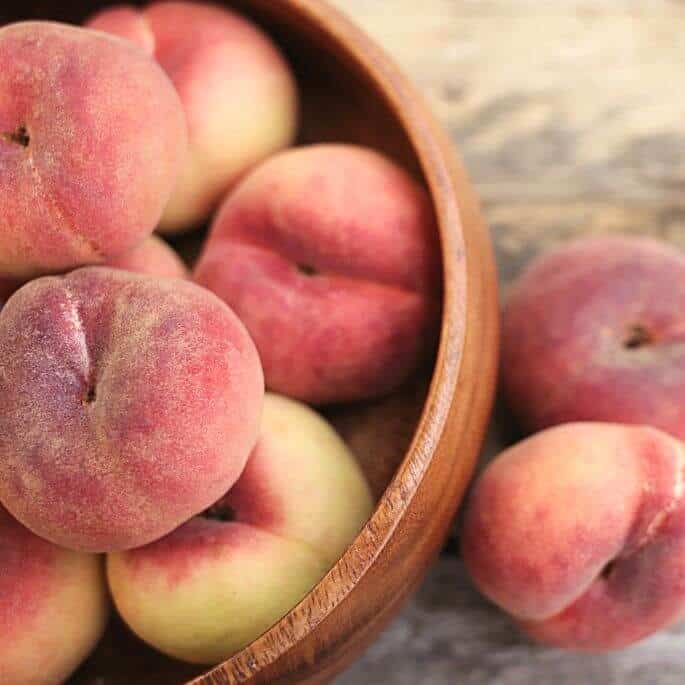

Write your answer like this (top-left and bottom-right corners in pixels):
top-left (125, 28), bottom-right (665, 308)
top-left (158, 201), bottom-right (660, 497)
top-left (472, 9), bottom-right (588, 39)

top-left (463, 235), bottom-right (685, 652)
top-left (5, 1), bottom-right (679, 679)
top-left (0, 4), bottom-right (441, 684)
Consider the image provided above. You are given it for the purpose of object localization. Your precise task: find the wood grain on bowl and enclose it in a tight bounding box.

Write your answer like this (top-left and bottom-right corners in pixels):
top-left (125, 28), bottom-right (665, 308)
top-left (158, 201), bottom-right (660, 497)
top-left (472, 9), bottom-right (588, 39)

top-left (1, 0), bottom-right (498, 683)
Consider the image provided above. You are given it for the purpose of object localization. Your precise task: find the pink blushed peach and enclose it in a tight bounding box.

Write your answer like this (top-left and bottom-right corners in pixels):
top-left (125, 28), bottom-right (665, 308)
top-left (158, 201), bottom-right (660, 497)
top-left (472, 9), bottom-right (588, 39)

top-left (87, 1), bottom-right (298, 233)
top-left (0, 267), bottom-right (264, 552)
top-left (501, 235), bottom-right (685, 439)
top-left (0, 505), bottom-right (108, 685)
top-left (0, 235), bottom-right (187, 311)
top-left (462, 422), bottom-right (685, 651)
top-left (194, 144), bottom-right (441, 404)
top-left (0, 21), bottom-right (187, 277)
top-left (108, 235), bottom-right (189, 280)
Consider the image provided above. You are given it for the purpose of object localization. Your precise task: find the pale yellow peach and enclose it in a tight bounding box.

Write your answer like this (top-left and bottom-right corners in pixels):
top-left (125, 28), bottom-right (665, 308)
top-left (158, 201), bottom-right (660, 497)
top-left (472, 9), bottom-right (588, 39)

top-left (107, 393), bottom-right (373, 663)
top-left (88, 2), bottom-right (298, 233)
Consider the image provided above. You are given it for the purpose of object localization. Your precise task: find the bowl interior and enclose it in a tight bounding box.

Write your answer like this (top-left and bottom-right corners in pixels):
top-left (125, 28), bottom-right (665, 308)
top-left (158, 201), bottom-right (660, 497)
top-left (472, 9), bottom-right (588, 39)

top-left (0, 2), bottom-right (441, 683)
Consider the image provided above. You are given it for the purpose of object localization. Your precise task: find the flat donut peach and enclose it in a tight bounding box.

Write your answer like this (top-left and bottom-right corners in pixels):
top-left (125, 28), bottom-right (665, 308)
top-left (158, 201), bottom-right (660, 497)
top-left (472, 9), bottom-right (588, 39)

top-left (0, 267), bottom-right (264, 552)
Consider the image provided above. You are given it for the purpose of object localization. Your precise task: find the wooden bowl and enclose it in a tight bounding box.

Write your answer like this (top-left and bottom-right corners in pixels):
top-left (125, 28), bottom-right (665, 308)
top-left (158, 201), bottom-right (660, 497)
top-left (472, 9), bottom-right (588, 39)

top-left (1, 1), bottom-right (499, 682)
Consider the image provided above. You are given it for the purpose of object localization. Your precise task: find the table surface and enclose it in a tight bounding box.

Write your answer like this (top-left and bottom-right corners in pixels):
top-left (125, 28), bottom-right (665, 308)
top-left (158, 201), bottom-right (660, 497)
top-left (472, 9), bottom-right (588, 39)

top-left (328, 1), bottom-right (685, 683)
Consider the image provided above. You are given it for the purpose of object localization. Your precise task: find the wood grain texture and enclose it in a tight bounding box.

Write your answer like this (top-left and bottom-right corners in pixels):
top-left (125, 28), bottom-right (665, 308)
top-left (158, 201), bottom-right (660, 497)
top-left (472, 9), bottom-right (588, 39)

top-left (185, 2), bottom-right (499, 682)
top-left (339, 559), bottom-right (685, 685)
top-left (329, 1), bottom-right (685, 683)
top-left (330, 0), bottom-right (685, 290)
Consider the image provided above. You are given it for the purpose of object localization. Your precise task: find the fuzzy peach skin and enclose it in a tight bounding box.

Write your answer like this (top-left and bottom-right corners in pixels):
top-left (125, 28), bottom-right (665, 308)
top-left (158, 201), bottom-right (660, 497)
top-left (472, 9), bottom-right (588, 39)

top-left (107, 393), bottom-right (374, 664)
top-left (501, 235), bottom-right (685, 439)
top-left (0, 267), bottom-right (264, 552)
top-left (0, 236), bottom-right (187, 311)
top-left (87, 1), bottom-right (298, 234)
top-left (194, 144), bottom-right (441, 404)
top-left (1, 505), bottom-right (109, 685)
top-left (0, 22), bottom-right (187, 278)
top-left (108, 235), bottom-right (189, 279)
top-left (462, 422), bottom-right (685, 651)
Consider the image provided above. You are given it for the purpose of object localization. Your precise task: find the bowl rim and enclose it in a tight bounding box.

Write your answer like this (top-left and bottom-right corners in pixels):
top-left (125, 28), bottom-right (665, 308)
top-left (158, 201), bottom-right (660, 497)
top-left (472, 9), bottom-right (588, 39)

top-left (190, 1), bottom-right (495, 682)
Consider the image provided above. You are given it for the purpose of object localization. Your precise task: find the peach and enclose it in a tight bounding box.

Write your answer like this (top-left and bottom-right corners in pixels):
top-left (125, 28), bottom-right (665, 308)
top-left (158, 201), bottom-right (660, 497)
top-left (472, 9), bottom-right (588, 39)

top-left (107, 393), bottom-right (374, 664)
top-left (194, 144), bottom-right (441, 404)
top-left (87, 1), bottom-right (298, 233)
top-left (107, 235), bottom-right (189, 279)
top-left (1, 505), bottom-right (108, 685)
top-left (462, 422), bottom-right (685, 651)
top-left (0, 236), bottom-right (187, 313)
top-left (0, 21), bottom-right (187, 278)
top-left (501, 235), bottom-right (685, 439)
top-left (0, 267), bottom-right (264, 552)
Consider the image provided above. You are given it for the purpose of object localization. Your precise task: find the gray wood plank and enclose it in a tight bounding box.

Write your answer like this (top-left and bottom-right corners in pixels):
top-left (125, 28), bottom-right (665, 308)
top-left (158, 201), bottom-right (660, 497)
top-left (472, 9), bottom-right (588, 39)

top-left (338, 560), bottom-right (685, 685)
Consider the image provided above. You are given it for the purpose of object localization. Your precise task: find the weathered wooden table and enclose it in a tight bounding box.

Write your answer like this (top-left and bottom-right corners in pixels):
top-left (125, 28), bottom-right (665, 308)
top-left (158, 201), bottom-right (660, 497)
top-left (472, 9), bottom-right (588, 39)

top-left (331, 1), bottom-right (685, 682)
